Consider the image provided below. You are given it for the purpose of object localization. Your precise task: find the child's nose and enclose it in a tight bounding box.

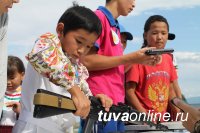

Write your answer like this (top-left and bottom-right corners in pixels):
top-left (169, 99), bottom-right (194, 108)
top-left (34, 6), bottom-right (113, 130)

top-left (157, 34), bottom-right (162, 39)
top-left (77, 47), bottom-right (86, 55)
top-left (7, 80), bottom-right (12, 85)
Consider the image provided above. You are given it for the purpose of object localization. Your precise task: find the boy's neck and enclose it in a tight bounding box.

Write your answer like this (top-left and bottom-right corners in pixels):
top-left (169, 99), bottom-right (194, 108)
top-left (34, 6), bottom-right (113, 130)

top-left (105, 3), bottom-right (120, 19)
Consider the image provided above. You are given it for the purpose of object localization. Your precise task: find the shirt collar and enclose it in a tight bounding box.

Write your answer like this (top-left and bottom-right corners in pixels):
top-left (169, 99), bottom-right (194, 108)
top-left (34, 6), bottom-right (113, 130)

top-left (97, 6), bottom-right (119, 29)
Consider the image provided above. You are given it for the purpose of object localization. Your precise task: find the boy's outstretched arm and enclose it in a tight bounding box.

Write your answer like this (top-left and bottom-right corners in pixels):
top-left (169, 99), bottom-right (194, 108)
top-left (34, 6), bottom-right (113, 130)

top-left (81, 47), bottom-right (159, 71)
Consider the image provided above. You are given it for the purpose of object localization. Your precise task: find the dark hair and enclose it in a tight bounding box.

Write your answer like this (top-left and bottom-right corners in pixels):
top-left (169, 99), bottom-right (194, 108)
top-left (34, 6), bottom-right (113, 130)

top-left (106, 0), bottom-right (111, 3)
top-left (142, 15), bottom-right (169, 48)
top-left (58, 3), bottom-right (102, 38)
top-left (8, 56), bottom-right (25, 77)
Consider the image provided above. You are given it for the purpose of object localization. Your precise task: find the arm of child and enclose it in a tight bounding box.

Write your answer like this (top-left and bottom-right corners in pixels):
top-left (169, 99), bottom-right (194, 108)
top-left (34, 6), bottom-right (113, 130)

top-left (172, 80), bottom-right (182, 99)
top-left (168, 83), bottom-right (181, 120)
top-left (68, 85), bottom-right (91, 119)
top-left (172, 97), bottom-right (200, 133)
top-left (125, 81), bottom-right (147, 113)
top-left (6, 101), bottom-right (21, 114)
top-left (82, 47), bottom-right (159, 71)
top-left (68, 86), bottom-right (113, 118)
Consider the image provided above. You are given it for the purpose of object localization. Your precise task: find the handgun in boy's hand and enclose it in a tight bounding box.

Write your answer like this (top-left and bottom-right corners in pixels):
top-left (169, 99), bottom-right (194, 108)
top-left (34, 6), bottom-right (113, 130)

top-left (145, 48), bottom-right (174, 55)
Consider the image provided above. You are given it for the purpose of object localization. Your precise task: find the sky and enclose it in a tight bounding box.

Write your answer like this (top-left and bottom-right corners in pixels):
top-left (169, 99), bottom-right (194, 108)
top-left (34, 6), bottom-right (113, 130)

top-left (7, 0), bottom-right (200, 99)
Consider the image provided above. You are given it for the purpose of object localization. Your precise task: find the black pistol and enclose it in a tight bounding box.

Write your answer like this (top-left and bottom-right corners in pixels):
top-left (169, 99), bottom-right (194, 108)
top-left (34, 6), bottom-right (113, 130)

top-left (145, 48), bottom-right (174, 55)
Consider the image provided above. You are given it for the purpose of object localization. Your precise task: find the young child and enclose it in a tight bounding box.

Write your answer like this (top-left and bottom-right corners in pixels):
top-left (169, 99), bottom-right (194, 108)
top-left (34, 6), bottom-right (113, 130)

top-left (126, 15), bottom-right (179, 122)
top-left (0, 0), bottom-right (20, 118)
top-left (0, 55), bottom-right (25, 133)
top-left (12, 4), bottom-right (112, 133)
top-left (119, 24), bottom-right (133, 50)
top-left (81, 0), bottom-right (160, 132)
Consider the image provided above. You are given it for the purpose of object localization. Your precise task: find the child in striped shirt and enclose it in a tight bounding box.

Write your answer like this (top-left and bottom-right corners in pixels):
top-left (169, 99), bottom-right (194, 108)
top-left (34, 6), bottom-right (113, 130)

top-left (0, 56), bottom-right (25, 132)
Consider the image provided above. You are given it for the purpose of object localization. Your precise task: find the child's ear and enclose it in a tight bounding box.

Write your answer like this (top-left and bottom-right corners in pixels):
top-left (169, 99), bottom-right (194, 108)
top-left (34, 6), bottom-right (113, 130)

top-left (56, 23), bottom-right (64, 38)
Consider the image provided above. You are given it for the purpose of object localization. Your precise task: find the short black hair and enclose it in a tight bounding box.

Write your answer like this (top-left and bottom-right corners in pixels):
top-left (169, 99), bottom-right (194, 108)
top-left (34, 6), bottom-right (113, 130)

top-left (106, 0), bottom-right (112, 3)
top-left (8, 56), bottom-right (25, 77)
top-left (58, 3), bottom-right (102, 38)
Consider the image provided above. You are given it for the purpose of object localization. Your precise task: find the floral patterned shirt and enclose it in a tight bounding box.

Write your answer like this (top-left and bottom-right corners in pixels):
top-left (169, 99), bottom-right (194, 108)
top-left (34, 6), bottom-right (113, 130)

top-left (26, 33), bottom-right (92, 96)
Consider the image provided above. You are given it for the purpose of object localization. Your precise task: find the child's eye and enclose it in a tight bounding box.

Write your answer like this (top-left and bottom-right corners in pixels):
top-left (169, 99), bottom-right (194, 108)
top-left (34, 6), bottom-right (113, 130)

top-left (152, 32), bottom-right (157, 35)
top-left (162, 32), bottom-right (167, 35)
top-left (8, 77), bottom-right (15, 80)
top-left (76, 39), bottom-right (82, 44)
top-left (87, 45), bottom-right (92, 49)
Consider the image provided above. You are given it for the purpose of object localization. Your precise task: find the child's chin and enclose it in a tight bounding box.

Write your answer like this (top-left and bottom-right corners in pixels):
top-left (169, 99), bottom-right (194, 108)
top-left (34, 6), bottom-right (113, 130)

top-left (7, 88), bottom-right (16, 92)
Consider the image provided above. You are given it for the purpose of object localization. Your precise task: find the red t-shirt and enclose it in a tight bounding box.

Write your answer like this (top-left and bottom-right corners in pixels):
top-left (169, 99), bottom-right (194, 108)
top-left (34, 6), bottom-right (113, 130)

top-left (126, 54), bottom-right (177, 116)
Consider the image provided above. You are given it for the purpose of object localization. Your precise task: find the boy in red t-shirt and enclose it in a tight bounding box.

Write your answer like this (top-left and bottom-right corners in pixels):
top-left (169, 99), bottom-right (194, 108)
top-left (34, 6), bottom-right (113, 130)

top-left (126, 15), bottom-right (179, 122)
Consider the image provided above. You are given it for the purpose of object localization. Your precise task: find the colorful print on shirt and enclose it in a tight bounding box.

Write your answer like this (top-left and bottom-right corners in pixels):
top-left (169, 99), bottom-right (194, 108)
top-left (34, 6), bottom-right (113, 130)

top-left (146, 71), bottom-right (170, 113)
top-left (26, 33), bottom-right (92, 96)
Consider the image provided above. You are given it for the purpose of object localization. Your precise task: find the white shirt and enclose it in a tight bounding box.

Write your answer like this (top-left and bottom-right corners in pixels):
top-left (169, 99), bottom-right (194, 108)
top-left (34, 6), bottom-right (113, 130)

top-left (12, 63), bottom-right (76, 133)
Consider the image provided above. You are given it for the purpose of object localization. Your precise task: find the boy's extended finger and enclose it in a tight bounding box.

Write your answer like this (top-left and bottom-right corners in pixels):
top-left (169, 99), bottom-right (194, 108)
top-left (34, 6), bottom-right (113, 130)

top-left (95, 94), bottom-right (106, 107)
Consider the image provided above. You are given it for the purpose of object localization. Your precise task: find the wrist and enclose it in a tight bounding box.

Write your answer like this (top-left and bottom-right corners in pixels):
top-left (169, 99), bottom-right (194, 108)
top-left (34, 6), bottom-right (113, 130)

top-left (68, 85), bottom-right (81, 96)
